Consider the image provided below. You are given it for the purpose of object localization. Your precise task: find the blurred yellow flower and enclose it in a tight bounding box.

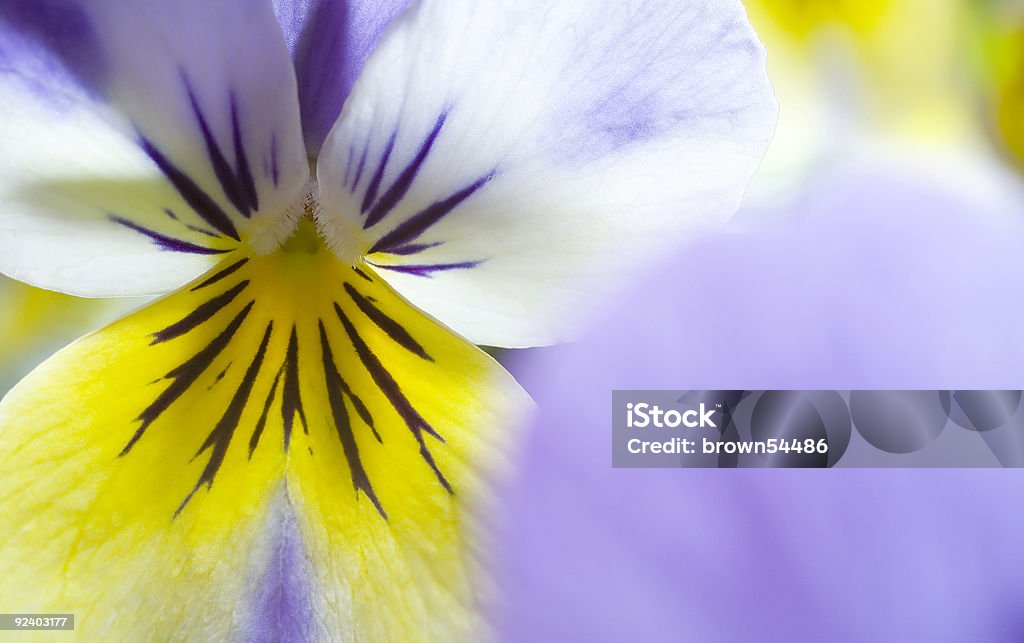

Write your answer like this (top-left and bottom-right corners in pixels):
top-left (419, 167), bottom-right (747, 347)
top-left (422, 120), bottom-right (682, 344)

top-left (0, 277), bottom-right (135, 393)
top-left (752, 0), bottom-right (892, 40)
top-left (743, 0), bottom-right (987, 203)
top-left (750, 0), bottom-right (972, 136)
top-left (973, 1), bottom-right (1024, 172)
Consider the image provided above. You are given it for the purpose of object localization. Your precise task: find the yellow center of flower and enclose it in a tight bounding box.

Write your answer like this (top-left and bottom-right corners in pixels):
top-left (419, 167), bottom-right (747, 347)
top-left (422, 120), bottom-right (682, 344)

top-left (101, 234), bottom-right (504, 520)
top-left (280, 216), bottom-right (323, 255)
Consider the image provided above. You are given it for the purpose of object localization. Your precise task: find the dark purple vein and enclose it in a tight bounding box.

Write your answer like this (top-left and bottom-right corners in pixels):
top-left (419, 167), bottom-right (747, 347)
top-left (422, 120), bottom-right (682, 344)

top-left (139, 136), bottom-right (240, 240)
top-left (344, 282), bottom-right (432, 361)
top-left (364, 113), bottom-right (447, 228)
top-left (110, 215), bottom-right (230, 255)
top-left (152, 280), bottom-right (249, 344)
top-left (360, 132), bottom-right (396, 215)
top-left (192, 258), bottom-right (249, 291)
top-left (319, 320), bottom-right (387, 518)
top-left (334, 304), bottom-right (452, 494)
top-left (177, 321), bottom-right (274, 516)
top-left (369, 172), bottom-right (493, 254)
top-left (122, 301), bottom-right (254, 455)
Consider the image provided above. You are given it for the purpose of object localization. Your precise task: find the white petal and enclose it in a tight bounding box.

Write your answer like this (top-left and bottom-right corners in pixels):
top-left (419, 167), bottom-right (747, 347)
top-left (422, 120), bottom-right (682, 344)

top-left (317, 0), bottom-right (777, 347)
top-left (0, 1), bottom-right (307, 296)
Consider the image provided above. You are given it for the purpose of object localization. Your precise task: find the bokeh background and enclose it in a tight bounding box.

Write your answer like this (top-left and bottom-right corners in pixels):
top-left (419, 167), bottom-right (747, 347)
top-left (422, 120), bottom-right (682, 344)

top-left (4, 1), bottom-right (1024, 640)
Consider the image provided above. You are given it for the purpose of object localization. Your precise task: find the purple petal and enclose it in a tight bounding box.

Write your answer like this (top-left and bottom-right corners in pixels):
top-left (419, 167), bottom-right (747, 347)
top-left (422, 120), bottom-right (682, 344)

top-left (491, 169), bottom-right (1024, 641)
top-left (273, 0), bottom-right (412, 155)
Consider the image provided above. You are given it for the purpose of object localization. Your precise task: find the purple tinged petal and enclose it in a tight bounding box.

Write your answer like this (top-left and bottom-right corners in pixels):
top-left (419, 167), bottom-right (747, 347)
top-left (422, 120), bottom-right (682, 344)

top-left (491, 170), bottom-right (1024, 642)
top-left (273, 0), bottom-right (412, 155)
top-left (243, 494), bottom-right (317, 643)
top-left (313, 0), bottom-right (777, 347)
top-left (543, 2), bottom-right (770, 164)
top-left (0, 0), bottom-right (106, 99)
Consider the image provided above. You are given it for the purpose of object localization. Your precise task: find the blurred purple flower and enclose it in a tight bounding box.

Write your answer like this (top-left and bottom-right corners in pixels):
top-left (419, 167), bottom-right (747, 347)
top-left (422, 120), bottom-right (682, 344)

top-left (492, 166), bottom-right (1024, 642)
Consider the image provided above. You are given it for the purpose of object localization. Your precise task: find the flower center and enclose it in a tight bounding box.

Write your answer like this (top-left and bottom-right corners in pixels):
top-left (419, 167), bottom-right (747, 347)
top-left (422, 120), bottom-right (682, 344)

top-left (247, 176), bottom-right (321, 257)
top-left (251, 176), bottom-right (368, 266)
top-left (118, 242), bottom-right (467, 519)
top-left (280, 217), bottom-right (322, 255)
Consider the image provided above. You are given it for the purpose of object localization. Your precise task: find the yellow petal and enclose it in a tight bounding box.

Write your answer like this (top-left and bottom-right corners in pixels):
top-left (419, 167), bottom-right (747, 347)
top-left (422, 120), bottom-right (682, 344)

top-left (0, 243), bottom-right (528, 640)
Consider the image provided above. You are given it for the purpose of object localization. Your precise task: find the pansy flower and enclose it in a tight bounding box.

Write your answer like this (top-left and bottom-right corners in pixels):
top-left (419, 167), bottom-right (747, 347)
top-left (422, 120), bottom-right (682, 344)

top-left (0, 0), bottom-right (775, 639)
